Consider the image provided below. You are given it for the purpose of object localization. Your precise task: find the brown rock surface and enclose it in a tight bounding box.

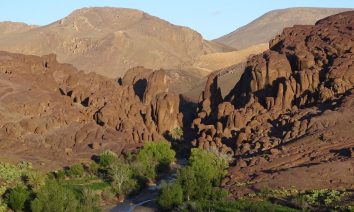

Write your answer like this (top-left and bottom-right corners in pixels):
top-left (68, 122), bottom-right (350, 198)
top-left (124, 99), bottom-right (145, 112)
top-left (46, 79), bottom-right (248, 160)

top-left (191, 11), bottom-right (354, 196)
top-left (0, 51), bottom-right (180, 168)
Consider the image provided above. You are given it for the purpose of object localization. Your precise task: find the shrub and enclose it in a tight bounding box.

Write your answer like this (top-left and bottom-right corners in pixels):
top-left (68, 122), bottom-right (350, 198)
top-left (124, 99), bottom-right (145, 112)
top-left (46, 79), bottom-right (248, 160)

top-left (55, 170), bottom-right (66, 180)
top-left (66, 164), bottom-right (85, 178)
top-left (99, 150), bottom-right (118, 168)
top-left (101, 188), bottom-right (115, 202)
top-left (169, 127), bottom-right (184, 141)
top-left (135, 141), bottom-right (176, 180)
top-left (79, 188), bottom-right (100, 212)
top-left (174, 148), bottom-right (229, 202)
top-left (27, 171), bottom-right (46, 192)
top-left (88, 162), bottom-right (100, 176)
top-left (5, 185), bottom-right (30, 212)
top-left (31, 181), bottom-right (78, 212)
top-left (108, 161), bottom-right (137, 196)
top-left (158, 182), bottom-right (183, 210)
top-left (0, 199), bottom-right (6, 212)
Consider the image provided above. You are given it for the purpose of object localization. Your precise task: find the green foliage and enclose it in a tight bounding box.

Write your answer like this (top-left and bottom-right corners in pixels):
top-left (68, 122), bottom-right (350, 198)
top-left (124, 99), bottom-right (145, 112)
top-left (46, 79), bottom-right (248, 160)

top-left (189, 148), bottom-right (228, 184)
top-left (31, 181), bottom-right (78, 212)
top-left (108, 160), bottom-right (137, 195)
top-left (78, 188), bottom-right (100, 212)
top-left (66, 164), bottom-right (85, 178)
top-left (5, 185), bottom-right (30, 212)
top-left (0, 199), bottom-right (6, 212)
top-left (101, 188), bottom-right (115, 202)
top-left (158, 182), bottom-right (183, 210)
top-left (55, 170), bottom-right (66, 180)
top-left (158, 148), bottom-right (230, 209)
top-left (0, 162), bottom-right (32, 186)
top-left (26, 171), bottom-right (46, 192)
top-left (194, 200), bottom-right (298, 212)
top-left (300, 189), bottom-right (345, 206)
top-left (99, 150), bottom-right (118, 168)
top-left (169, 127), bottom-right (184, 141)
top-left (135, 141), bottom-right (176, 180)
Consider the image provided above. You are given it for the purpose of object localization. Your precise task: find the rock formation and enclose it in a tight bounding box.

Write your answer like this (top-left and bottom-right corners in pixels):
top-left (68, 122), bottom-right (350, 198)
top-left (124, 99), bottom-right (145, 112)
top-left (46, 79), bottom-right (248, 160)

top-left (192, 11), bottom-right (354, 195)
top-left (0, 51), bottom-right (181, 167)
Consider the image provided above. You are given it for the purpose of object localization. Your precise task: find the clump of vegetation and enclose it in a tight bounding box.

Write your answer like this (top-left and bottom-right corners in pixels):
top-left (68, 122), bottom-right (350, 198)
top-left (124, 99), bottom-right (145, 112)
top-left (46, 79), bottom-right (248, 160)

top-left (98, 150), bottom-right (118, 168)
top-left (5, 185), bottom-right (30, 212)
top-left (157, 148), bottom-right (229, 209)
top-left (168, 127), bottom-right (184, 141)
top-left (298, 189), bottom-right (347, 207)
top-left (158, 182), bottom-right (183, 210)
top-left (66, 164), bottom-right (85, 178)
top-left (134, 141), bottom-right (176, 180)
top-left (108, 160), bottom-right (137, 196)
top-left (31, 181), bottom-right (78, 212)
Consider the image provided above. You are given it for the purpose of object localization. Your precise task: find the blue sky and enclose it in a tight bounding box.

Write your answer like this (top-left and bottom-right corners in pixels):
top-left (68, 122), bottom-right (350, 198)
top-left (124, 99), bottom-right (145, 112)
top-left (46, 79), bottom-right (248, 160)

top-left (1, 1), bottom-right (353, 39)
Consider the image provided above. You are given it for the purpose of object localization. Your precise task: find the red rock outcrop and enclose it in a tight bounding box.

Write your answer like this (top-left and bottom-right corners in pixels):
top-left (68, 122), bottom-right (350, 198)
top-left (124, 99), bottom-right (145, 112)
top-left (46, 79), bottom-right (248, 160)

top-left (191, 11), bottom-right (354, 195)
top-left (0, 52), bottom-right (181, 168)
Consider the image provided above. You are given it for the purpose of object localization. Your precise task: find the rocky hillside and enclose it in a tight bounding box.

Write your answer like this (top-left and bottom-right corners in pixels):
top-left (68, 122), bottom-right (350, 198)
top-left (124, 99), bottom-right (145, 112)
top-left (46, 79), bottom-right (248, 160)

top-left (216, 7), bottom-right (352, 49)
top-left (0, 7), bottom-right (229, 78)
top-left (0, 52), bottom-right (182, 168)
top-left (192, 11), bottom-right (354, 196)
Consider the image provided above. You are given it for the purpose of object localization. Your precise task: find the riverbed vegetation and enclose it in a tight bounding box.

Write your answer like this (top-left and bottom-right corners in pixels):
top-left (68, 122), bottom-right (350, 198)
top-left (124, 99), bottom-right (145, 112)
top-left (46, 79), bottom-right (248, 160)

top-left (0, 140), bottom-right (176, 212)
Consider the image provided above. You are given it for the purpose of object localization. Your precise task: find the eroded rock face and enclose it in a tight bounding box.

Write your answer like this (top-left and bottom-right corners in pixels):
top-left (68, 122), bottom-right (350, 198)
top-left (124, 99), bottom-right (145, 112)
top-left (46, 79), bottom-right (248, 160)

top-left (0, 52), bottom-right (181, 167)
top-left (191, 12), bottom-right (354, 195)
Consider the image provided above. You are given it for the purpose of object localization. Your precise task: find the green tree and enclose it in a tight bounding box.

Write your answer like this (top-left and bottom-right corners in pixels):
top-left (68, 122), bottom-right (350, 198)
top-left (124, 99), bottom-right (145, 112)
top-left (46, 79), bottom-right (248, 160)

top-left (108, 161), bottom-right (137, 195)
top-left (5, 185), bottom-right (30, 212)
top-left (189, 148), bottom-right (228, 184)
top-left (135, 141), bottom-right (176, 180)
top-left (158, 182), bottom-right (183, 210)
top-left (99, 150), bottom-right (118, 168)
top-left (31, 181), bottom-right (78, 212)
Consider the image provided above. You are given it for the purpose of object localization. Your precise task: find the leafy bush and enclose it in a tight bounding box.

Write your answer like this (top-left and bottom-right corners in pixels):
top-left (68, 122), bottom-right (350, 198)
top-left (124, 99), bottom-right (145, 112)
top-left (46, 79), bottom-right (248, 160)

top-left (99, 150), bottom-right (118, 168)
top-left (166, 148), bottom-right (229, 206)
top-left (188, 148), bottom-right (228, 184)
top-left (108, 160), bottom-right (137, 196)
top-left (26, 171), bottom-right (46, 192)
top-left (5, 185), bottom-right (30, 212)
top-left (79, 188), bottom-right (100, 212)
top-left (31, 181), bottom-right (78, 212)
top-left (55, 170), bottom-right (66, 180)
top-left (66, 164), bottom-right (85, 178)
top-left (135, 141), bottom-right (176, 180)
top-left (0, 199), bottom-right (6, 212)
top-left (158, 182), bottom-right (183, 210)
top-left (0, 162), bottom-right (32, 185)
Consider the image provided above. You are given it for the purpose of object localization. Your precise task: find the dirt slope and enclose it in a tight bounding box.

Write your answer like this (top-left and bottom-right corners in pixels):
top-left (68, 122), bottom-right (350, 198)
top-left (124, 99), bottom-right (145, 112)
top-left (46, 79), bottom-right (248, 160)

top-left (216, 7), bottom-right (353, 49)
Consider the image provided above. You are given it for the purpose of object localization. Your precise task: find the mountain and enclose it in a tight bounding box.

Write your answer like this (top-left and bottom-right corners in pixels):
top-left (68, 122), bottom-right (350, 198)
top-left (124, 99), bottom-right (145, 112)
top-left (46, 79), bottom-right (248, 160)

top-left (215, 7), bottom-right (353, 49)
top-left (0, 7), bottom-right (230, 78)
top-left (193, 11), bottom-right (354, 195)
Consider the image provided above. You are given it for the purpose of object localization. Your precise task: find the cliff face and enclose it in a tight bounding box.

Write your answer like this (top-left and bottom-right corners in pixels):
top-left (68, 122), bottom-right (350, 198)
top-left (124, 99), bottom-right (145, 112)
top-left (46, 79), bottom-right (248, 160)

top-left (0, 52), bottom-right (181, 167)
top-left (192, 12), bottom-right (354, 195)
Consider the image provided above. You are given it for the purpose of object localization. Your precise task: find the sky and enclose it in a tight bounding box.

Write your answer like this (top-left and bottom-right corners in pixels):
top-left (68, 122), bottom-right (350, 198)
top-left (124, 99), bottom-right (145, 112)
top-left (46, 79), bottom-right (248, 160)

top-left (1, 1), bottom-right (354, 40)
